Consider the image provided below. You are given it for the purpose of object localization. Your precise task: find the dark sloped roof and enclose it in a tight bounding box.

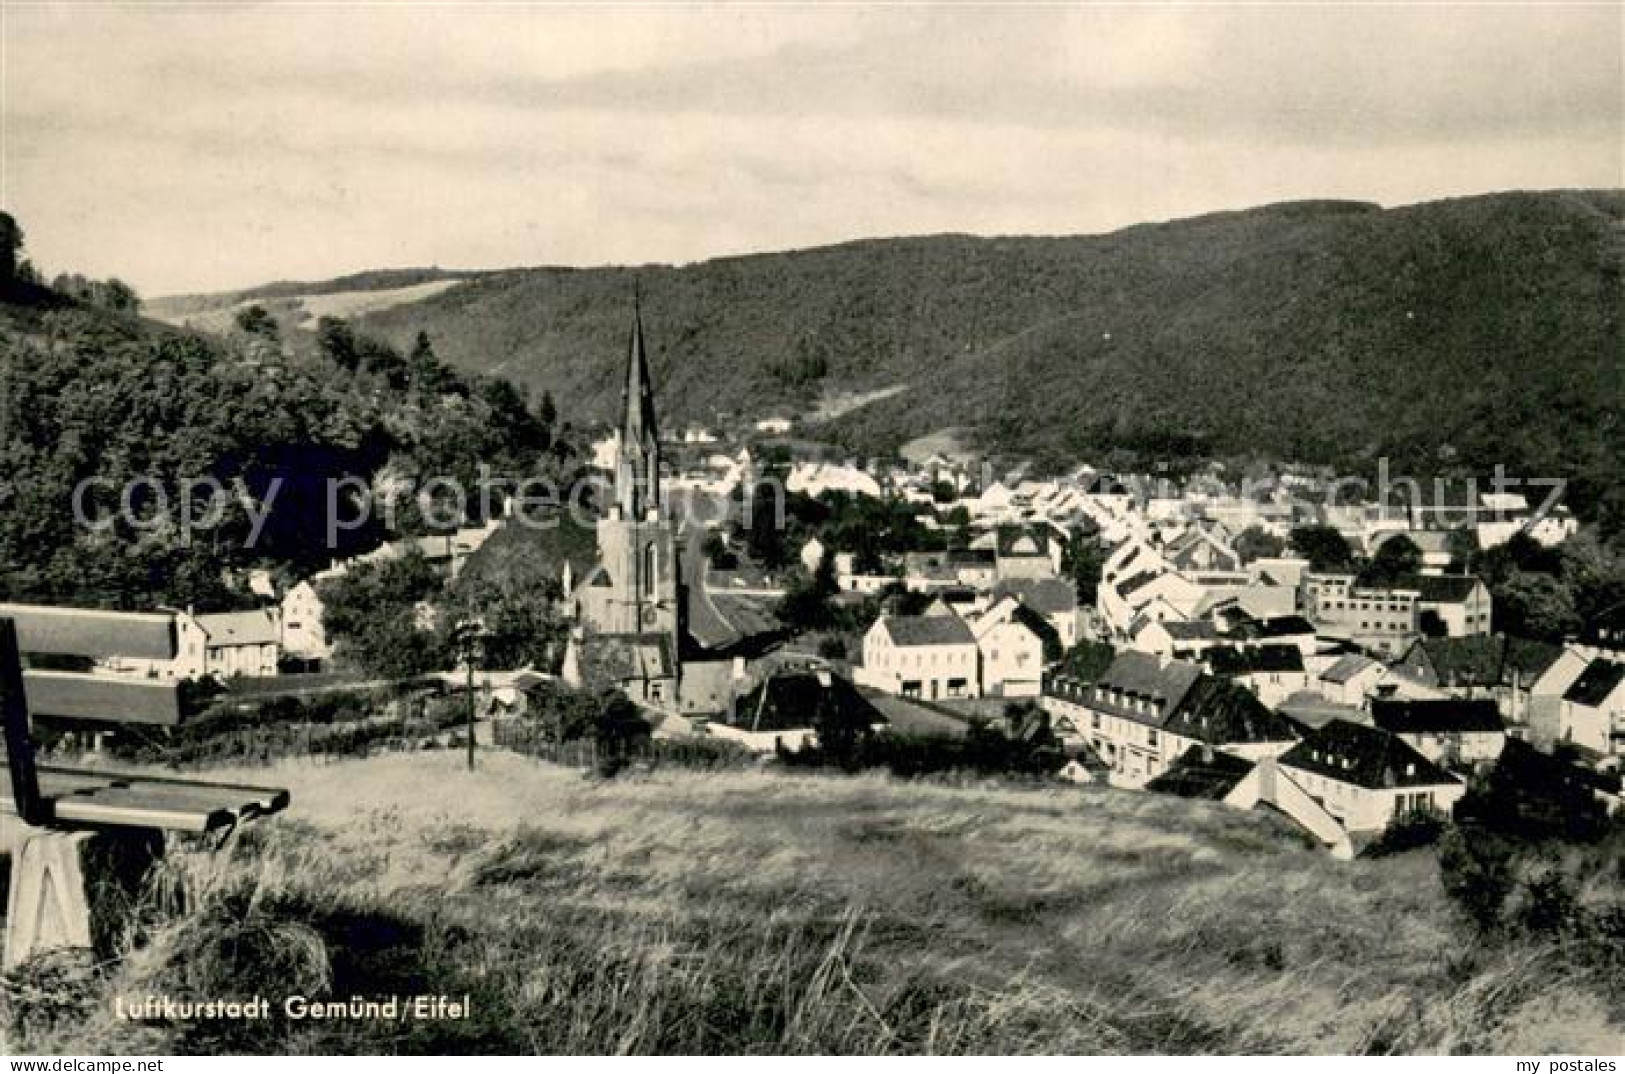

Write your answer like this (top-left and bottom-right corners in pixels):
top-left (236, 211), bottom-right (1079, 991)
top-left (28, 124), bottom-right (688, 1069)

top-left (1394, 573), bottom-right (1483, 603)
top-left (1009, 603), bottom-right (1061, 649)
top-left (1162, 620), bottom-right (1224, 641)
top-left (1490, 737), bottom-right (1623, 800)
top-left (1164, 677), bottom-right (1301, 746)
top-left (1403, 634), bottom-right (1563, 689)
top-left (1564, 659), bottom-right (1625, 707)
top-left (1320, 653), bottom-right (1379, 684)
top-left (1204, 644), bottom-right (1305, 677)
top-left (1117, 570), bottom-right (1162, 598)
top-left (995, 525), bottom-right (1052, 559)
top-left (1403, 634), bottom-right (1502, 686)
top-left (727, 670), bottom-right (885, 733)
top-left (1053, 640), bottom-right (1117, 684)
top-left (1075, 652), bottom-right (1204, 726)
top-left (991, 577), bottom-right (1077, 615)
top-left (1503, 637), bottom-right (1565, 682)
top-left (1248, 615), bottom-right (1316, 638)
top-left (1370, 697), bottom-right (1504, 736)
top-left (1145, 746), bottom-right (1255, 800)
top-left (1277, 691), bottom-right (1368, 732)
top-left (1279, 720), bottom-right (1461, 790)
top-left (880, 614), bottom-right (976, 647)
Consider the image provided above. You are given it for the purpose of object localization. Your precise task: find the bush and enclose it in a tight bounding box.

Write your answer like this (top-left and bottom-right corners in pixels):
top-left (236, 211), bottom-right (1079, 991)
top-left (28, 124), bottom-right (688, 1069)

top-left (1364, 810), bottom-right (1446, 857)
top-left (781, 724), bottom-right (1065, 781)
top-left (92, 687), bottom-right (460, 768)
top-left (1437, 825), bottom-right (1517, 935)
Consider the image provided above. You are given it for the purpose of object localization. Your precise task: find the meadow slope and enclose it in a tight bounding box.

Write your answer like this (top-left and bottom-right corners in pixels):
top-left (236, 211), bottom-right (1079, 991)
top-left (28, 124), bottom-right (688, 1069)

top-left (6, 751), bottom-right (1620, 1055)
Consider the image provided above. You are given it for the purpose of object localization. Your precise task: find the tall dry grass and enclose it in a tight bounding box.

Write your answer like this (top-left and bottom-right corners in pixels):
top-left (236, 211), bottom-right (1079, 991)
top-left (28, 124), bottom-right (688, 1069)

top-left (3, 752), bottom-right (1620, 1054)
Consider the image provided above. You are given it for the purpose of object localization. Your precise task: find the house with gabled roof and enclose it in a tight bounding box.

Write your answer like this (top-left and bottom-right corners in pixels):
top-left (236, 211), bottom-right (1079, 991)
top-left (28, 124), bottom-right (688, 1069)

top-left (988, 524), bottom-right (1062, 581)
top-left (1041, 651), bottom-right (1298, 788)
top-left (1163, 526), bottom-right (1242, 575)
top-left (100, 607), bottom-right (283, 681)
top-left (1201, 644), bottom-right (1311, 709)
top-left (1393, 633), bottom-right (1563, 724)
top-left (991, 577), bottom-right (1080, 648)
top-left (1394, 573), bottom-right (1493, 638)
top-left (1368, 697), bottom-right (1506, 766)
top-left (1316, 653), bottom-right (1385, 708)
top-left (710, 667), bottom-right (886, 753)
top-left (966, 597), bottom-right (1048, 698)
top-left (1131, 618), bottom-right (1227, 661)
top-left (1529, 655), bottom-right (1625, 759)
top-left (855, 613), bottom-right (980, 701)
top-left (1277, 720), bottom-right (1465, 834)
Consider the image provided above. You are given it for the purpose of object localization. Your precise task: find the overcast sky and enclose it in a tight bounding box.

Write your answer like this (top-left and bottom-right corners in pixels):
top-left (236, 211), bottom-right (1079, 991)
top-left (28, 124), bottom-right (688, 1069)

top-left (4, 3), bottom-right (1620, 296)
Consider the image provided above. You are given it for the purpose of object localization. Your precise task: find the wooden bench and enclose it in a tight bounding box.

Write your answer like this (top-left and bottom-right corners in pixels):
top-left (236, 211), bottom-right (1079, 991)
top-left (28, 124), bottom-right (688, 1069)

top-left (0, 603), bottom-right (290, 969)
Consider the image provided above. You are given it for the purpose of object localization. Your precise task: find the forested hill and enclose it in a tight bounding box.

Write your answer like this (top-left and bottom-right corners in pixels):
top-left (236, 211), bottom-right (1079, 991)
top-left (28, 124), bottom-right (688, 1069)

top-left (0, 279), bottom-right (565, 611)
top-left (157, 190), bottom-right (1624, 526)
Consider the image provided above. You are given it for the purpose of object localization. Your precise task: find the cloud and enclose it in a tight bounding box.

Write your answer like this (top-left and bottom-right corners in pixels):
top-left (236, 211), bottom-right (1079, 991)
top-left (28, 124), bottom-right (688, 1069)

top-left (3, 4), bottom-right (1619, 294)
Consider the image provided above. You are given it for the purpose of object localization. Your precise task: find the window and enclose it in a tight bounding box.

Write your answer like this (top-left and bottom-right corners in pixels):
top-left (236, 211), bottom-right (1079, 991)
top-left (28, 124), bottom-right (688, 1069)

top-left (643, 543), bottom-right (658, 596)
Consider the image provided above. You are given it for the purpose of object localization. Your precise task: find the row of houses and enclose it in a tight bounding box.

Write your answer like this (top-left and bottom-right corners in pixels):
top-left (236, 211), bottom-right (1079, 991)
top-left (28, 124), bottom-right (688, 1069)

top-left (1040, 650), bottom-right (1500, 851)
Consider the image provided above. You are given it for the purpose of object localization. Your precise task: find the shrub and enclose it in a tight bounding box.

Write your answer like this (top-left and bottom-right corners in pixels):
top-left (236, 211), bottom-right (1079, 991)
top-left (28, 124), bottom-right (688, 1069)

top-left (1365, 811), bottom-right (1446, 858)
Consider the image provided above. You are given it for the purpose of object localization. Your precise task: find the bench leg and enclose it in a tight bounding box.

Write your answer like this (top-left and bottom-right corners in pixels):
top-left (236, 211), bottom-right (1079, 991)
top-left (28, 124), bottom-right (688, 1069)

top-left (4, 826), bottom-right (163, 971)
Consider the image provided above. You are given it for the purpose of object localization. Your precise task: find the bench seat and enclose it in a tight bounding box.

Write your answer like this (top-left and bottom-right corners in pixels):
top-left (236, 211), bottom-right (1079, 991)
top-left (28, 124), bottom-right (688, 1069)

top-left (2, 761), bottom-right (289, 833)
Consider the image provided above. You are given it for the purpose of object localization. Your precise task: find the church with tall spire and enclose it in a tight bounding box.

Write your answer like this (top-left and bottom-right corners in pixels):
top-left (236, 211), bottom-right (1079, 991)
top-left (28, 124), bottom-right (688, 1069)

top-left (562, 298), bottom-right (684, 707)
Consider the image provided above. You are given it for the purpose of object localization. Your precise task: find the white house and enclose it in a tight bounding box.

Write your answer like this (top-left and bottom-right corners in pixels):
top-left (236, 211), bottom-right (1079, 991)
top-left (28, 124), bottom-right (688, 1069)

top-left (1202, 644), bottom-right (1312, 710)
top-left (856, 613), bottom-right (980, 700)
top-left (991, 577), bottom-right (1079, 649)
top-left (280, 580), bottom-right (331, 661)
top-left (1316, 653), bottom-right (1386, 708)
top-left (1529, 653), bottom-right (1625, 758)
top-left (102, 607), bottom-right (281, 680)
top-left (1398, 574), bottom-right (1493, 639)
top-left (1277, 720), bottom-right (1465, 834)
top-left (194, 610), bottom-right (282, 678)
top-left (967, 597), bottom-right (1046, 698)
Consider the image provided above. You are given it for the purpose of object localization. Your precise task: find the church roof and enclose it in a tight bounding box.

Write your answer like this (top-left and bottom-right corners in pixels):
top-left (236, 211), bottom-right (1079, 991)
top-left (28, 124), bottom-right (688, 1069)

top-left (623, 298), bottom-right (659, 450)
top-left (575, 632), bottom-right (676, 686)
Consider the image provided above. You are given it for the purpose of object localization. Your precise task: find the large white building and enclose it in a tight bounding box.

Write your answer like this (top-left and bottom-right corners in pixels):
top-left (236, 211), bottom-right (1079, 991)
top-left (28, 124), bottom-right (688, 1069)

top-left (857, 613), bottom-right (980, 700)
top-left (1041, 652), bottom-right (1300, 788)
top-left (1277, 720), bottom-right (1466, 834)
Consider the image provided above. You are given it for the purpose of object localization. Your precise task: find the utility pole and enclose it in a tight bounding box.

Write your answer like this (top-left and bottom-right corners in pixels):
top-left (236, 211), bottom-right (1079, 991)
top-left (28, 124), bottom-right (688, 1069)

top-left (453, 612), bottom-right (485, 771)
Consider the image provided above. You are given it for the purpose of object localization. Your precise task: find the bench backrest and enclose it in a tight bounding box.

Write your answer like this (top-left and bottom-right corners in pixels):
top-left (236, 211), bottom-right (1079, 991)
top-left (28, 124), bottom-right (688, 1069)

top-left (0, 603), bottom-right (187, 825)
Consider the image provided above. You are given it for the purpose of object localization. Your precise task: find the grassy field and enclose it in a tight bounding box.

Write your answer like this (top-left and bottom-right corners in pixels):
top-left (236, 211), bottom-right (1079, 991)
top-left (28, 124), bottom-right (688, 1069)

top-left (5, 750), bottom-right (1621, 1055)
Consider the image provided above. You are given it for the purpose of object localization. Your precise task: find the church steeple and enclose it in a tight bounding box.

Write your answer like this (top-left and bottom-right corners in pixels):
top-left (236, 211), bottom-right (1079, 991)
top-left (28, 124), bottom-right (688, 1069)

top-left (615, 292), bottom-right (661, 518)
